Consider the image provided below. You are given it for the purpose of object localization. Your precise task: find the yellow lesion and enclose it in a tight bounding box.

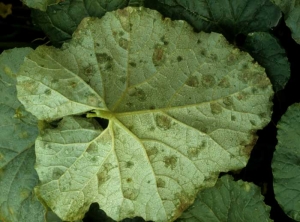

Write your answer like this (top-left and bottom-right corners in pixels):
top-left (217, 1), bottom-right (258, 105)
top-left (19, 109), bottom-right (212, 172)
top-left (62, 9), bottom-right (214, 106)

top-left (86, 109), bottom-right (114, 119)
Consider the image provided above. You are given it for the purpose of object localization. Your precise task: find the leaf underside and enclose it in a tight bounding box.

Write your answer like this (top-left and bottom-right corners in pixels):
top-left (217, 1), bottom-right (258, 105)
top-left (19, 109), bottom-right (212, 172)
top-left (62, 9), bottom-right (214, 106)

top-left (17, 7), bottom-right (273, 222)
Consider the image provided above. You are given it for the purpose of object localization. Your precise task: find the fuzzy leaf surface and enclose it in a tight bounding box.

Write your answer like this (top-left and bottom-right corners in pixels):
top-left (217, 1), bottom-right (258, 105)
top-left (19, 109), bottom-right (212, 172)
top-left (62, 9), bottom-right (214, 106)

top-left (17, 7), bottom-right (273, 222)
top-left (272, 103), bottom-right (300, 221)
top-left (0, 48), bottom-right (45, 222)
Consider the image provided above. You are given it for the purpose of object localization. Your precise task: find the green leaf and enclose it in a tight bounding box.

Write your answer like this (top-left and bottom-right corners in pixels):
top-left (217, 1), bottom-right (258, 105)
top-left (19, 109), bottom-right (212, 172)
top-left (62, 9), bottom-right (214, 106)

top-left (177, 175), bottom-right (272, 222)
top-left (31, 0), bottom-right (130, 46)
top-left (243, 32), bottom-right (290, 92)
top-left (21, 0), bottom-right (58, 11)
top-left (286, 6), bottom-right (300, 44)
top-left (0, 48), bottom-right (46, 222)
top-left (144, 0), bottom-right (281, 42)
top-left (17, 7), bottom-right (273, 221)
top-left (270, 0), bottom-right (300, 44)
top-left (272, 103), bottom-right (300, 221)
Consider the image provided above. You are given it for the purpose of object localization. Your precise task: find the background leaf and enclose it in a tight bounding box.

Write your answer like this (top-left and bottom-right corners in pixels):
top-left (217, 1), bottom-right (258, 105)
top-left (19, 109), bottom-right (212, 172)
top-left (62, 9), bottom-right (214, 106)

top-left (31, 0), bottom-right (130, 46)
top-left (177, 175), bottom-right (272, 222)
top-left (0, 48), bottom-right (45, 222)
top-left (144, 0), bottom-right (282, 42)
top-left (19, 7), bottom-right (275, 221)
top-left (243, 32), bottom-right (290, 92)
top-left (22, 0), bottom-right (58, 11)
top-left (272, 103), bottom-right (300, 221)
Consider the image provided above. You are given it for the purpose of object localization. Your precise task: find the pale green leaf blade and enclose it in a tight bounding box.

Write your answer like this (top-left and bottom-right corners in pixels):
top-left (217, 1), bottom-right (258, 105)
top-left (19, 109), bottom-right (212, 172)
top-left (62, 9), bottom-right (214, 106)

top-left (244, 32), bottom-right (290, 92)
top-left (31, 0), bottom-right (130, 46)
top-left (176, 175), bottom-right (272, 222)
top-left (144, 0), bottom-right (281, 42)
top-left (21, 0), bottom-right (58, 11)
top-left (0, 48), bottom-right (46, 222)
top-left (27, 7), bottom-right (274, 222)
top-left (17, 45), bottom-right (107, 121)
top-left (272, 103), bottom-right (300, 221)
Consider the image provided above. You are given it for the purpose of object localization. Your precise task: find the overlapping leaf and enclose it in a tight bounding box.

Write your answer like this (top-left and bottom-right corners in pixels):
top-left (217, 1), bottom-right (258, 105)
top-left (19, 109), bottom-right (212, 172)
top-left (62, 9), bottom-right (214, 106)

top-left (21, 0), bottom-right (58, 11)
top-left (144, 0), bottom-right (281, 42)
top-left (17, 7), bottom-right (273, 221)
top-left (0, 48), bottom-right (45, 222)
top-left (177, 175), bottom-right (272, 222)
top-left (31, 0), bottom-right (130, 46)
top-left (272, 103), bottom-right (300, 221)
top-left (244, 32), bottom-right (290, 92)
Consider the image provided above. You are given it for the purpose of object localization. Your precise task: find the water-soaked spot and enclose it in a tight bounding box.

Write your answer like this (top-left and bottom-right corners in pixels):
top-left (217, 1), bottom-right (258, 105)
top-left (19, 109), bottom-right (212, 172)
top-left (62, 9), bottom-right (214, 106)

top-left (156, 178), bottom-right (165, 188)
top-left (218, 77), bottom-right (230, 88)
top-left (223, 97), bottom-right (233, 107)
top-left (201, 74), bottom-right (216, 87)
top-left (152, 45), bottom-right (165, 66)
top-left (252, 87), bottom-right (258, 94)
top-left (239, 71), bottom-right (253, 84)
top-left (187, 147), bottom-right (200, 158)
top-left (177, 56), bottom-right (183, 62)
top-left (197, 39), bottom-right (201, 44)
top-left (253, 75), bottom-right (270, 89)
top-left (241, 136), bottom-right (257, 156)
top-left (155, 114), bottom-right (172, 130)
top-left (119, 38), bottom-right (129, 50)
top-left (160, 36), bottom-right (169, 45)
top-left (126, 102), bottom-right (133, 107)
top-left (125, 161), bottom-right (134, 168)
top-left (149, 126), bottom-right (155, 131)
top-left (200, 49), bottom-right (207, 56)
top-left (96, 53), bottom-right (112, 64)
top-left (91, 156), bottom-right (98, 162)
top-left (129, 62), bottom-right (136, 67)
top-left (250, 120), bottom-right (256, 126)
top-left (119, 31), bottom-right (125, 36)
top-left (97, 171), bottom-right (109, 185)
top-left (86, 143), bottom-right (98, 154)
top-left (149, 105), bottom-right (155, 110)
top-left (126, 178), bottom-right (132, 183)
top-left (259, 112), bottom-right (267, 118)
top-left (128, 87), bottom-right (146, 101)
top-left (163, 155), bottom-right (177, 170)
top-left (146, 146), bottom-right (158, 157)
top-left (231, 115), bottom-right (236, 121)
top-left (210, 102), bottom-right (222, 114)
top-left (52, 168), bottom-right (64, 180)
top-left (43, 89), bottom-right (51, 95)
top-left (87, 95), bottom-right (101, 106)
top-left (69, 81), bottom-right (77, 88)
top-left (22, 80), bottom-right (38, 93)
top-left (119, 76), bottom-right (126, 84)
top-left (123, 187), bottom-right (138, 200)
top-left (85, 66), bottom-right (93, 75)
top-left (185, 76), bottom-right (199, 87)
top-left (210, 53), bottom-right (218, 61)
top-left (95, 43), bottom-right (100, 47)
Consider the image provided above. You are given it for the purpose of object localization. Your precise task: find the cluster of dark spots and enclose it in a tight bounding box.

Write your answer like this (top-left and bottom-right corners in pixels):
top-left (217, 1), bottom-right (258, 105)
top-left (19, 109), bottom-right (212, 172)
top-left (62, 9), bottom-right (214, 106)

top-left (155, 114), bottom-right (172, 130)
top-left (177, 56), bottom-right (183, 62)
top-left (201, 74), bottom-right (216, 87)
top-left (129, 62), bottom-right (136, 67)
top-left (128, 87), bottom-right (146, 101)
top-left (185, 76), bottom-right (199, 87)
top-left (160, 36), bottom-right (169, 45)
top-left (163, 155), bottom-right (178, 169)
top-left (96, 53), bottom-right (112, 64)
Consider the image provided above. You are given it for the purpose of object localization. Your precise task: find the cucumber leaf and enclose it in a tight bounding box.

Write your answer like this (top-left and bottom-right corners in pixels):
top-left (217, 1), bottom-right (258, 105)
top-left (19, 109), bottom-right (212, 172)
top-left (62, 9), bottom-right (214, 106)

top-left (17, 7), bottom-right (273, 221)
top-left (0, 48), bottom-right (45, 222)
top-left (272, 103), bottom-right (300, 221)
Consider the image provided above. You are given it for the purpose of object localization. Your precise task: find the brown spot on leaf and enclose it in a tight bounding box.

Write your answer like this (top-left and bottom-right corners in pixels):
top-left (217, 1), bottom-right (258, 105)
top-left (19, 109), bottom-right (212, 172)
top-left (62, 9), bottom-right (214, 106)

top-left (156, 178), bottom-right (166, 188)
top-left (210, 102), bottom-right (222, 114)
top-left (223, 97), bottom-right (233, 107)
top-left (163, 155), bottom-right (177, 169)
top-left (201, 74), bottom-right (216, 87)
top-left (52, 168), bottom-right (64, 180)
top-left (128, 87), bottom-right (146, 101)
top-left (186, 76), bottom-right (199, 87)
top-left (97, 171), bottom-right (110, 185)
top-left (123, 188), bottom-right (138, 200)
top-left (96, 53), bottom-right (112, 64)
top-left (146, 146), bottom-right (158, 157)
top-left (152, 45), bottom-right (165, 66)
top-left (119, 38), bottom-right (129, 50)
top-left (173, 192), bottom-right (193, 220)
top-left (218, 77), bottom-right (231, 88)
top-left (126, 178), bottom-right (132, 183)
top-left (156, 114), bottom-right (172, 130)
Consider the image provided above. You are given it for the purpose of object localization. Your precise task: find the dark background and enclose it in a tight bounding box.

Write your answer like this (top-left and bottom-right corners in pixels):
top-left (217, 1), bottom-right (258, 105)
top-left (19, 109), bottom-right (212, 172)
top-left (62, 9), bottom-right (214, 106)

top-left (1, 1), bottom-right (300, 221)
